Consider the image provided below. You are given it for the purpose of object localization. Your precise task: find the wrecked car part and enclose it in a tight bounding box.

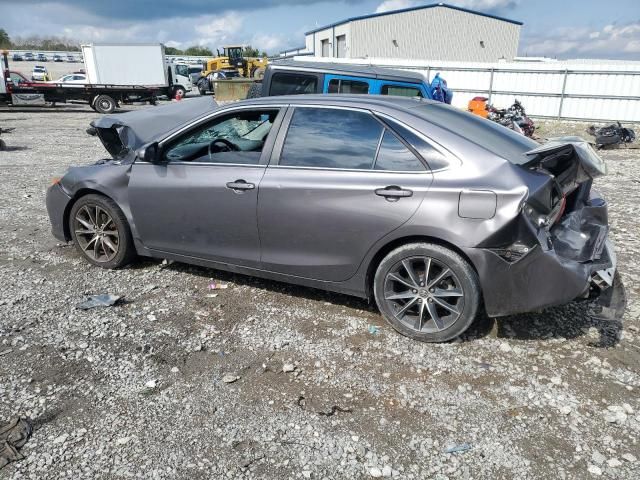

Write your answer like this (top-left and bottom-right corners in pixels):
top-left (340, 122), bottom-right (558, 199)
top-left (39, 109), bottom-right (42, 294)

top-left (76, 294), bottom-right (122, 310)
top-left (587, 122), bottom-right (636, 147)
top-left (0, 417), bottom-right (32, 470)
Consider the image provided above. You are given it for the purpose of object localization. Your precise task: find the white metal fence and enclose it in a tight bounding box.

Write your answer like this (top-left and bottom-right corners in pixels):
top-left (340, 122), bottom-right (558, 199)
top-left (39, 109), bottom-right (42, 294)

top-left (293, 56), bottom-right (640, 123)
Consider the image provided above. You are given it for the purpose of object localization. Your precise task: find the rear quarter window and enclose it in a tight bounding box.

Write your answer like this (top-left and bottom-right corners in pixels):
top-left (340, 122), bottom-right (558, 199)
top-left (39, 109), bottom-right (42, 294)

top-left (327, 79), bottom-right (369, 94)
top-left (381, 85), bottom-right (423, 98)
top-left (269, 72), bottom-right (318, 96)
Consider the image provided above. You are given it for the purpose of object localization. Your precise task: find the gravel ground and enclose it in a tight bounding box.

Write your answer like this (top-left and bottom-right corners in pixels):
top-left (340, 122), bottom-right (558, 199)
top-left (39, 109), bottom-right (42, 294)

top-left (0, 107), bottom-right (639, 479)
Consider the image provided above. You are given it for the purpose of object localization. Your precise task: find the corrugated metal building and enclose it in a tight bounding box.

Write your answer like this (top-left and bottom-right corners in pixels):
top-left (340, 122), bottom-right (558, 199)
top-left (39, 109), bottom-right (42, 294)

top-left (299, 3), bottom-right (522, 62)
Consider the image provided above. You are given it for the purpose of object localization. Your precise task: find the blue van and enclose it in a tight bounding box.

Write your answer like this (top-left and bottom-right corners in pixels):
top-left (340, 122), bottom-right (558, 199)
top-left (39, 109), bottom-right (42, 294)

top-left (256, 60), bottom-right (451, 103)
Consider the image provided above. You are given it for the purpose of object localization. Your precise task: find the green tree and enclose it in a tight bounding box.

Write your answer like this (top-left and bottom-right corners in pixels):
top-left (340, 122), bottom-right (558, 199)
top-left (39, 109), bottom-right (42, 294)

top-left (165, 46), bottom-right (183, 55)
top-left (0, 28), bottom-right (11, 49)
top-left (183, 45), bottom-right (213, 56)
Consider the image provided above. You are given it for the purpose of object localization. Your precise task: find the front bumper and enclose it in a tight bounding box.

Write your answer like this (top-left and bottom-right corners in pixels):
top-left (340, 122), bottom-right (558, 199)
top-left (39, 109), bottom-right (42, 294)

top-left (46, 183), bottom-right (72, 242)
top-left (464, 197), bottom-right (624, 318)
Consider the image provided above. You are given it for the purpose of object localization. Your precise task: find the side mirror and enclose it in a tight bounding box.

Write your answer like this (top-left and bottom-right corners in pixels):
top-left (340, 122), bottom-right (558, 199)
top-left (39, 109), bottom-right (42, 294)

top-left (136, 142), bottom-right (160, 163)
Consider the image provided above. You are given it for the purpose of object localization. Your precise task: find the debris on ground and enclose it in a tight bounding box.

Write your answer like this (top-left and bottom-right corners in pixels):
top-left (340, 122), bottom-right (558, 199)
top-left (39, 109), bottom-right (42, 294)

top-left (0, 417), bottom-right (32, 469)
top-left (208, 281), bottom-right (229, 290)
top-left (444, 443), bottom-right (472, 454)
top-left (368, 325), bottom-right (380, 335)
top-left (282, 363), bottom-right (296, 373)
top-left (76, 294), bottom-right (122, 310)
top-left (222, 374), bottom-right (240, 384)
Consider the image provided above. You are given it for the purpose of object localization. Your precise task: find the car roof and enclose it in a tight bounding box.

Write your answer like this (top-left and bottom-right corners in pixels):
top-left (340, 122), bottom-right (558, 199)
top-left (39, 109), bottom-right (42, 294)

top-left (234, 93), bottom-right (439, 113)
top-left (268, 60), bottom-right (428, 84)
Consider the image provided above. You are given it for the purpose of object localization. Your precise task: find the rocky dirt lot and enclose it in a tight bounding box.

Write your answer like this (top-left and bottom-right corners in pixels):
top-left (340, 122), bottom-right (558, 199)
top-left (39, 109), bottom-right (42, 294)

top-left (0, 106), bottom-right (639, 479)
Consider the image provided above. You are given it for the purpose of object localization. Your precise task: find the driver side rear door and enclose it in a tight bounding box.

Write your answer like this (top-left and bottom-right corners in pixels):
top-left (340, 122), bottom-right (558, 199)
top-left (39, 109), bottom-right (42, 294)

top-left (128, 106), bottom-right (286, 267)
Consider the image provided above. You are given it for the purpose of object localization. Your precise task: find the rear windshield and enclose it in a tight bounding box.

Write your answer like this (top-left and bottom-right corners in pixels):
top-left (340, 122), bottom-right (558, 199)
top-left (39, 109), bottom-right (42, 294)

top-left (412, 103), bottom-right (538, 164)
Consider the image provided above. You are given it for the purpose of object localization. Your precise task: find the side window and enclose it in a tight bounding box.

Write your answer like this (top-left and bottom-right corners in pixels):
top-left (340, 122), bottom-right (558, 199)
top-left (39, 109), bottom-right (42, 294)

top-left (374, 130), bottom-right (425, 171)
top-left (163, 109), bottom-right (279, 164)
top-left (382, 117), bottom-right (449, 170)
top-left (175, 64), bottom-right (189, 77)
top-left (327, 78), bottom-right (369, 94)
top-left (270, 73), bottom-right (318, 96)
top-left (280, 108), bottom-right (383, 169)
top-left (381, 85), bottom-right (423, 98)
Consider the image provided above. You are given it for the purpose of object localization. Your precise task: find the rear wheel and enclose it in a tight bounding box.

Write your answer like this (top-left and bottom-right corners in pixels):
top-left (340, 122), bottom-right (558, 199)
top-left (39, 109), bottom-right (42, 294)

top-left (245, 82), bottom-right (262, 99)
top-left (69, 194), bottom-right (136, 269)
top-left (93, 95), bottom-right (116, 114)
top-left (374, 243), bottom-right (480, 342)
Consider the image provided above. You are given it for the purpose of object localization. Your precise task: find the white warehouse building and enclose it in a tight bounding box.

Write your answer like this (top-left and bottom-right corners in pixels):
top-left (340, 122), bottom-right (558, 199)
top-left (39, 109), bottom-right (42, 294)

top-left (289, 3), bottom-right (522, 63)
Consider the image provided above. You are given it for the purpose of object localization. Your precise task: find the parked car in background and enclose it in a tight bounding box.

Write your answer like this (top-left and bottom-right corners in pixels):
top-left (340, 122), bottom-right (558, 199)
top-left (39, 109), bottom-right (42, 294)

top-left (48, 73), bottom-right (88, 84)
top-left (252, 60), bottom-right (452, 103)
top-left (31, 65), bottom-right (49, 81)
top-left (36, 53), bottom-right (48, 62)
top-left (197, 70), bottom-right (240, 95)
top-left (46, 95), bottom-right (622, 343)
top-left (188, 65), bottom-right (203, 85)
top-left (24, 52), bottom-right (35, 61)
top-left (12, 53), bottom-right (24, 61)
top-left (53, 54), bottom-right (64, 62)
top-left (67, 55), bottom-right (78, 62)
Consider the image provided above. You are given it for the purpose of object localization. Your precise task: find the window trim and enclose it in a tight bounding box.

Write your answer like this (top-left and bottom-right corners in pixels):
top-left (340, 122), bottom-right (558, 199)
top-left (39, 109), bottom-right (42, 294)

top-left (270, 105), bottom-right (432, 174)
top-left (133, 105), bottom-right (288, 167)
top-left (375, 112), bottom-right (461, 173)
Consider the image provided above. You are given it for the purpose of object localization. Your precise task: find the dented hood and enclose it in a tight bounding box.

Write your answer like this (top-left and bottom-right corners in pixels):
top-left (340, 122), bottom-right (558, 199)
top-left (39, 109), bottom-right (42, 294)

top-left (90, 96), bottom-right (218, 158)
top-left (525, 136), bottom-right (607, 178)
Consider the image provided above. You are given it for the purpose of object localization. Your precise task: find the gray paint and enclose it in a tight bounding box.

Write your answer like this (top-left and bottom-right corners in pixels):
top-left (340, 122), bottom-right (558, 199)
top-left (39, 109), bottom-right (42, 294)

top-left (46, 94), bottom-right (615, 317)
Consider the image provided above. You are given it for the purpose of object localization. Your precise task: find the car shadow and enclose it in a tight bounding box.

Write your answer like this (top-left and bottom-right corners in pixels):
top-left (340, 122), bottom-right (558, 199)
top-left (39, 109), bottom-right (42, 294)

top-left (131, 258), bottom-right (377, 313)
top-left (130, 259), bottom-right (622, 347)
top-left (462, 302), bottom-right (622, 348)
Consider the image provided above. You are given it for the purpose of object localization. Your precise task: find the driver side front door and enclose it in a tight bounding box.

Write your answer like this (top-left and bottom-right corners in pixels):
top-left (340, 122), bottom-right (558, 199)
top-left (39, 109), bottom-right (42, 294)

top-left (128, 107), bottom-right (285, 267)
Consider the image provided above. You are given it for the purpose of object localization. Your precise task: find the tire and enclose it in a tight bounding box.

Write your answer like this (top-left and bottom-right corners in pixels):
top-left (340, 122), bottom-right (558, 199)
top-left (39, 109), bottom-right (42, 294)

top-left (252, 67), bottom-right (266, 79)
top-left (93, 95), bottom-right (116, 114)
top-left (69, 194), bottom-right (136, 269)
top-left (0, 139), bottom-right (6, 151)
top-left (197, 79), bottom-right (209, 95)
top-left (373, 243), bottom-right (480, 343)
top-left (173, 86), bottom-right (186, 99)
top-left (245, 82), bottom-right (262, 99)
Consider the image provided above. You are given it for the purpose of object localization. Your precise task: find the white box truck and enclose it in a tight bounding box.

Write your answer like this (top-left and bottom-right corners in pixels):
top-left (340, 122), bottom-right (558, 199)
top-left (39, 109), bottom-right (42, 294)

top-left (1, 44), bottom-right (193, 114)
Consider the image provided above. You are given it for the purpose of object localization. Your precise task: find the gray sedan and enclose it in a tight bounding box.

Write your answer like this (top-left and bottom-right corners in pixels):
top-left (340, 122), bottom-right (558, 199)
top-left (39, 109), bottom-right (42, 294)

top-left (46, 95), bottom-right (624, 342)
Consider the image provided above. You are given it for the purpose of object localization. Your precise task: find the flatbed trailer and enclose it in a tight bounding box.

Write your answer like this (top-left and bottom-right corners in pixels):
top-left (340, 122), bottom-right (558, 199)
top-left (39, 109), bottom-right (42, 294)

top-left (6, 81), bottom-right (163, 113)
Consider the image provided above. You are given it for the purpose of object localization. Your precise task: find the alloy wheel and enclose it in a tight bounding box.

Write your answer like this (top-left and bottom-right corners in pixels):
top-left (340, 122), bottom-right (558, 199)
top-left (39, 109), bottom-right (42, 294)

top-left (383, 256), bottom-right (465, 333)
top-left (73, 204), bottom-right (120, 263)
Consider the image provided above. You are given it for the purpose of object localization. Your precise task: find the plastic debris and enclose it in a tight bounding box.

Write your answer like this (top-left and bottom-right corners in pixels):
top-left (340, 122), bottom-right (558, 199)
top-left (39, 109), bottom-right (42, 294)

top-left (444, 443), bottom-right (472, 454)
top-left (76, 294), bottom-right (122, 310)
top-left (0, 417), bottom-right (32, 470)
top-left (222, 374), bottom-right (239, 384)
top-left (208, 281), bottom-right (229, 290)
top-left (368, 325), bottom-right (380, 335)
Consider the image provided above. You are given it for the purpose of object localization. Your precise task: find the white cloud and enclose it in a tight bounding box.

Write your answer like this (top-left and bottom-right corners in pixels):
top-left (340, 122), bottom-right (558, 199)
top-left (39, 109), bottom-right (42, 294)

top-left (521, 21), bottom-right (640, 60)
top-left (375, 0), bottom-right (517, 14)
top-left (375, 0), bottom-right (417, 13)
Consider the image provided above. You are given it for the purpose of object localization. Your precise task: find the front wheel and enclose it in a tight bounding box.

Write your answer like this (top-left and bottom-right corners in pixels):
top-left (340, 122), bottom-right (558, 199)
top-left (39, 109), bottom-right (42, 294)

top-left (69, 194), bottom-right (136, 269)
top-left (374, 243), bottom-right (480, 342)
top-left (173, 86), bottom-right (186, 99)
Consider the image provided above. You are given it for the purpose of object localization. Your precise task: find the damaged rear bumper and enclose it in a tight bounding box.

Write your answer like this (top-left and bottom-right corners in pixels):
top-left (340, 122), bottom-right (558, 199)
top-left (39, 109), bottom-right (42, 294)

top-left (464, 196), bottom-right (625, 319)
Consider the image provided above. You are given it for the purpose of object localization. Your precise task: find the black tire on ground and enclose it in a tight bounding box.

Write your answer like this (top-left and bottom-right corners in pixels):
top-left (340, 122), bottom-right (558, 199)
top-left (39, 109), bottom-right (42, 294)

top-left (197, 79), bottom-right (209, 95)
top-left (173, 86), bottom-right (186, 99)
top-left (0, 139), bottom-right (6, 151)
top-left (373, 242), bottom-right (481, 343)
top-left (93, 95), bottom-right (117, 114)
top-left (245, 82), bottom-right (262, 99)
top-left (69, 194), bottom-right (136, 269)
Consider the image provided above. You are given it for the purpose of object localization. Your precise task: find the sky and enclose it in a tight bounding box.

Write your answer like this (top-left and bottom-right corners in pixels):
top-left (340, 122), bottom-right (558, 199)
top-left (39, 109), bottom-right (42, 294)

top-left (1, 0), bottom-right (639, 60)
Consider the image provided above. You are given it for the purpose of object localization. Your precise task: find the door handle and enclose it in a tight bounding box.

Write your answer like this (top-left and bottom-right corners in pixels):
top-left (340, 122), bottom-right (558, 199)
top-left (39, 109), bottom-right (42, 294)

top-left (375, 186), bottom-right (413, 200)
top-left (226, 180), bottom-right (255, 191)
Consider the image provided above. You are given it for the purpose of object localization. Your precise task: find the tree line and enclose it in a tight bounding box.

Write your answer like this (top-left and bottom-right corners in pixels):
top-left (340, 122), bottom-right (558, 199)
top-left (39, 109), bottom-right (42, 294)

top-left (0, 28), bottom-right (268, 58)
top-left (0, 29), bottom-right (80, 51)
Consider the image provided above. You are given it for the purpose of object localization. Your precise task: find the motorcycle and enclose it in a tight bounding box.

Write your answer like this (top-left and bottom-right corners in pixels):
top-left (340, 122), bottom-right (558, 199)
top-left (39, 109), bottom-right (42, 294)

top-left (587, 122), bottom-right (636, 148)
top-left (487, 100), bottom-right (535, 138)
